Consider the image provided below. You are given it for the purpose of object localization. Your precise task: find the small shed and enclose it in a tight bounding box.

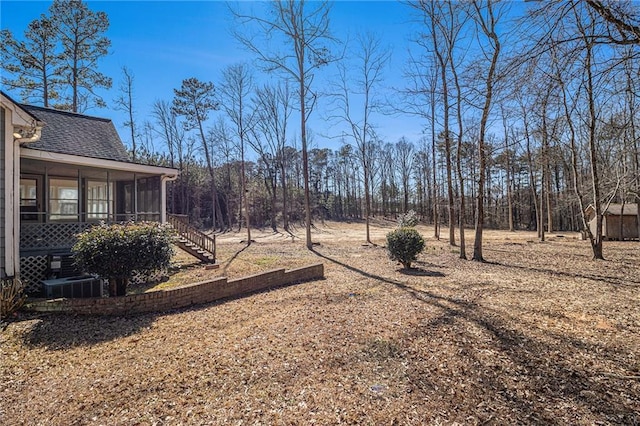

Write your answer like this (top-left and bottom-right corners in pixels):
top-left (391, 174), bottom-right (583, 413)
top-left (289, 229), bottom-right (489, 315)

top-left (586, 203), bottom-right (639, 240)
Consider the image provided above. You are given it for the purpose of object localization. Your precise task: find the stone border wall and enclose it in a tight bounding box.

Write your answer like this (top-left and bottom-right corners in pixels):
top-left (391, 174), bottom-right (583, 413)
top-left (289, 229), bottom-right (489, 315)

top-left (25, 263), bottom-right (324, 316)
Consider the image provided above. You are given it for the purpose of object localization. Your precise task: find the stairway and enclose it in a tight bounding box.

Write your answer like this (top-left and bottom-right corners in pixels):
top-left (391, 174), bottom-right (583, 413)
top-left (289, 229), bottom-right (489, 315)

top-left (168, 214), bottom-right (216, 264)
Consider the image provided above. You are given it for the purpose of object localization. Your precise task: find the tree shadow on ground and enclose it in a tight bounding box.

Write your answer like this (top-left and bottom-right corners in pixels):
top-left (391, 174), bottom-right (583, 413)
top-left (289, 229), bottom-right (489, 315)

top-left (412, 259), bottom-right (446, 269)
top-left (19, 312), bottom-right (156, 351)
top-left (485, 258), bottom-right (640, 288)
top-left (399, 280), bottom-right (639, 424)
top-left (221, 244), bottom-right (250, 275)
top-left (312, 246), bottom-right (640, 424)
top-left (399, 267), bottom-right (445, 277)
top-left (252, 229), bottom-right (299, 242)
top-left (311, 248), bottom-right (445, 285)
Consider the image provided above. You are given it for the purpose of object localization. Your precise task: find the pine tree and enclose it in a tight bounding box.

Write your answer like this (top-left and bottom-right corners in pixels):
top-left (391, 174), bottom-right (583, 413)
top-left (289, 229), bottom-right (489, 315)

top-left (1, 15), bottom-right (62, 107)
top-left (49, 0), bottom-right (112, 112)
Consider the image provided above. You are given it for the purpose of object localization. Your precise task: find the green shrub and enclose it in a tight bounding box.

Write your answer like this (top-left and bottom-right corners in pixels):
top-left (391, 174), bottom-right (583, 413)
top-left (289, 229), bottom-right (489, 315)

top-left (386, 227), bottom-right (425, 269)
top-left (72, 222), bottom-right (175, 297)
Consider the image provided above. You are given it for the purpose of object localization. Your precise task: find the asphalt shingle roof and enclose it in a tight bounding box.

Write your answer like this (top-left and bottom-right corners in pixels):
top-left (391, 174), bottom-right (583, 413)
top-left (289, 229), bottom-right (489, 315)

top-left (19, 104), bottom-right (130, 163)
top-left (605, 203), bottom-right (638, 216)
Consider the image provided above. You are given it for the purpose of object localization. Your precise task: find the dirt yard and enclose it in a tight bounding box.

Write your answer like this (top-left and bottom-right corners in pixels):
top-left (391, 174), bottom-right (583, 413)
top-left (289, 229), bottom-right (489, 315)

top-left (2, 220), bottom-right (639, 425)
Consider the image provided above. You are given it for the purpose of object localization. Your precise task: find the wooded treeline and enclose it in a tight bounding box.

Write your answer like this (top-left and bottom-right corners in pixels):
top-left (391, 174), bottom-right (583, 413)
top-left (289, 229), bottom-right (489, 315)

top-left (3, 0), bottom-right (639, 260)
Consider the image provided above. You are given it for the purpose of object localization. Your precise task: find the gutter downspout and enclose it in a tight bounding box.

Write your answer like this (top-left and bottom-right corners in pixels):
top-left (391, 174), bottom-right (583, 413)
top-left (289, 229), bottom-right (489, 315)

top-left (8, 126), bottom-right (42, 277)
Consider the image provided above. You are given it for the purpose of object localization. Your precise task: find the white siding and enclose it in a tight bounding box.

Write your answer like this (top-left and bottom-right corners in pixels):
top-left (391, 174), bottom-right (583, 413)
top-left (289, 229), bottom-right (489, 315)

top-left (0, 107), bottom-right (5, 275)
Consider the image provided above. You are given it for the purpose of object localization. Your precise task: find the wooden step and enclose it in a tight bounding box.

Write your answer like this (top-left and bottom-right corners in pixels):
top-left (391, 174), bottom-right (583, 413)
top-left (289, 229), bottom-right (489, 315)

top-left (169, 216), bottom-right (216, 263)
top-left (176, 241), bottom-right (215, 263)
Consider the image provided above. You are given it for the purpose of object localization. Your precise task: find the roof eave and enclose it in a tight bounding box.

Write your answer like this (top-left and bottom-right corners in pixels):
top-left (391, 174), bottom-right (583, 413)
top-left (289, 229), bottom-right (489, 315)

top-left (20, 147), bottom-right (179, 177)
top-left (1, 92), bottom-right (45, 142)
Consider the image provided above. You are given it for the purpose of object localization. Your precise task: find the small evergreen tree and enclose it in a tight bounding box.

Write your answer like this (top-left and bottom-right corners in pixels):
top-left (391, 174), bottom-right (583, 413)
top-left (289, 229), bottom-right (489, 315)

top-left (72, 222), bottom-right (174, 297)
top-left (386, 227), bottom-right (425, 269)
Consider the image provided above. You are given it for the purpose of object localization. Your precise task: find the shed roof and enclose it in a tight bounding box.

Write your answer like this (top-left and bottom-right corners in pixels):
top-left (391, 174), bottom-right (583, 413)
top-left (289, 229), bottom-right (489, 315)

top-left (19, 104), bottom-right (130, 162)
top-left (604, 203), bottom-right (638, 216)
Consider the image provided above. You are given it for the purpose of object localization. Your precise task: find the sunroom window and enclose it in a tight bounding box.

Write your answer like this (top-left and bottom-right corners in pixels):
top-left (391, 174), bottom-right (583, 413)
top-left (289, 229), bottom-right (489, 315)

top-left (49, 178), bottom-right (78, 221)
top-left (20, 178), bottom-right (39, 221)
top-left (87, 180), bottom-right (113, 220)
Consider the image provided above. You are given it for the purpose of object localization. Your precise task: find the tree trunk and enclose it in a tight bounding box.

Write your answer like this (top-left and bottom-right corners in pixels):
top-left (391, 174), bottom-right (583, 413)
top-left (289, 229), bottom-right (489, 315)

top-left (619, 202), bottom-right (625, 241)
top-left (240, 141), bottom-right (251, 245)
top-left (271, 174), bottom-right (278, 232)
top-left (281, 160), bottom-right (289, 231)
top-left (108, 277), bottom-right (128, 297)
top-left (471, 0), bottom-right (500, 262)
top-left (636, 196), bottom-right (640, 243)
top-left (454, 116), bottom-right (465, 258)
top-left (301, 84), bottom-right (313, 249)
top-left (502, 110), bottom-right (514, 232)
top-left (364, 163), bottom-right (372, 244)
top-left (432, 113), bottom-right (439, 240)
top-left (539, 170), bottom-right (545, 242)
top-left (584, 31), bottom-right (605, 260)
top-left (430, 9), bottom-right (455, 246)
top-left (546, 165), bottom-right (553, 233)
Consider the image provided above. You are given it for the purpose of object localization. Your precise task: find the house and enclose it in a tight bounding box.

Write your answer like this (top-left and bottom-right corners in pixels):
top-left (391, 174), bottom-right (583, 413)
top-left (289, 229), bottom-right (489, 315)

top-left (586, 203), bottom-right (639, 241)
top-left (1, 91), bottom-right (181, 293)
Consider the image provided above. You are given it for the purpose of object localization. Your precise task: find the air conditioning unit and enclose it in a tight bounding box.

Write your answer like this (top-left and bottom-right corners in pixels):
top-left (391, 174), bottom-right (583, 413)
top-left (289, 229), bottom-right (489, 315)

top-left (42, 275), bottom-right (104, 299)
top-left (48, 253), bottom-right (82, 278)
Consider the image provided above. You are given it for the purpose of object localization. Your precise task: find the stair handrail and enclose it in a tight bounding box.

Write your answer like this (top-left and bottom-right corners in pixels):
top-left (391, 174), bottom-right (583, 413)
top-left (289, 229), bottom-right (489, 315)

top-left (167, 214), bottom-right (216, 261)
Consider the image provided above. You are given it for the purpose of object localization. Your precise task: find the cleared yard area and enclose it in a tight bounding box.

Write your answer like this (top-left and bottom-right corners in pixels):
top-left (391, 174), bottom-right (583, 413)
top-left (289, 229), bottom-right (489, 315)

top-left (1, 220), bottom-right (639, 424)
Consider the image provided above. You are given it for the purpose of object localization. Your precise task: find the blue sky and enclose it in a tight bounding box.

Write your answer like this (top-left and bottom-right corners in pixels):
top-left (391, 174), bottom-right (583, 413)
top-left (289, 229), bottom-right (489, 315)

top-left (0, 1), bottom-right (524, 156)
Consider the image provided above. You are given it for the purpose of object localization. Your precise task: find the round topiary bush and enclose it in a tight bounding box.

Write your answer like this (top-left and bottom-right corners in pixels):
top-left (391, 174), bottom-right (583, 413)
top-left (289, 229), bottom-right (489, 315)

top-left (72, 222), bottom-right (175, 297)
top-left (386, 227), bottom-right (425, 269)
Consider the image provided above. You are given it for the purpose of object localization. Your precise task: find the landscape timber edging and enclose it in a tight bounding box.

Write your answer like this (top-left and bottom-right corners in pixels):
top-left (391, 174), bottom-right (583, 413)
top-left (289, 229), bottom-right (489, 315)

top-left (24, 263), bottom-right (324, 316)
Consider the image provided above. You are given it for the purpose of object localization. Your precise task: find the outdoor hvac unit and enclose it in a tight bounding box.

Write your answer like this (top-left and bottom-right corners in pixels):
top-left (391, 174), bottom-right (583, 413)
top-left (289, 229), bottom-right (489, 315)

top-left (42, 276), bottom-right (104, 299)
top-left (43, 253), bottom-right (103, 298)
top-left (48, 253), bottom-right (82, 278)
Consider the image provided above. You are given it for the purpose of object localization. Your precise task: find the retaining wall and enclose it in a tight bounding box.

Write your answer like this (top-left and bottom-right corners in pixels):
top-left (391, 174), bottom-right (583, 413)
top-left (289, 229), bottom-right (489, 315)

top-left (25, 263), bottom-right (324, 316)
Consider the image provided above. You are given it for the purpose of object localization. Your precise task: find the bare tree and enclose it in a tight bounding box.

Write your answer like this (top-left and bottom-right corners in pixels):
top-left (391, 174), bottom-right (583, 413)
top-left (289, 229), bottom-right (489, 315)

top-left (114, 66), bottom-right (138, 161)
top-left (329, 32), bottom-right (390, 244)
top-left (524, 0), bottom-right (640, 258)
top-left (401, 46), bottom-right (441, 238)
top-left (471, 0), bottom-right (504, 262)
top-left (500, 105), bottom-right (514, 232)
top-left (153, 99), bottom-right (192, 214)
top-left (514, 81), bottom-right (542, 233)
top-left (414, 0), bottom-right (457, 246)
top-left (584, 0), bottom-right (640, 45)
top-left (406, 0), bottom-right (478, 247)
top-left (209, 118), bottom-right (238, 231)
top-left (576, 6), bottom-right (607, 259)
top-left (378, 142), bottom-right (396, 217)
top-left (621, 50), bottom-right (640, 240)
top-left (253, 82), bottom-right (293, 231)
top-left (439, 0), bottom-right (470, 257)
top-left (231, 0), bottom-right (336, 249)
top-left (396, 137), bottom-right (416, 214)
top-left (219, 63), bottom-right (256, 244)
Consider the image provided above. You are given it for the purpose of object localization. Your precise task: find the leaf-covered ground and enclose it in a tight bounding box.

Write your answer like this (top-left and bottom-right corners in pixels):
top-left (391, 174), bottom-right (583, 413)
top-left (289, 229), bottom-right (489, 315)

top-left (2, 221), bottom-right (639, 425)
